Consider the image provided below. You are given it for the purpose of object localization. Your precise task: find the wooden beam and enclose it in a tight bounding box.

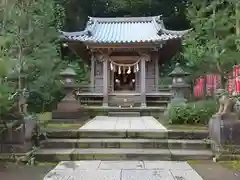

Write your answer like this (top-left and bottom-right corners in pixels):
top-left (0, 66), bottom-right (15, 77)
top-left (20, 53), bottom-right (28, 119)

top-left (86, 43), bottom-right (161, 49)
top-left (110, 56), bottom-right (140, 61)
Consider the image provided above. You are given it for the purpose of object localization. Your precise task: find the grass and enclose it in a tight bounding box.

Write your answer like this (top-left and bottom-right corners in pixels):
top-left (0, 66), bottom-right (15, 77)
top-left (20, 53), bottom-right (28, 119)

top-left (218, 161), bottom-right (240, 171)
top-left (40, 123), bottom-right (83, 130)
top-left (165, 124), bottom-right (208, 131)
top-left (187, 160), bottom-right (204, 164)
top-left (188, 160), bottom-right (240, 172)
top-left (35, 162), bottom-right (58, 167)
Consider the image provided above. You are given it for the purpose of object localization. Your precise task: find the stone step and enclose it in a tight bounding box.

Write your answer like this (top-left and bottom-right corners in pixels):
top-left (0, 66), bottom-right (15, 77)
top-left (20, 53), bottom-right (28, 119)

top-left (108, 112), bottom-right (140, 117)
top-left (42, 138), bottom-right (210, 150)
top-left (52, 111), bottom-right (82, 119)
top-left (34, 148), bottom-right (213, 162)
top-left (47, 119), bottom-right (88, 124)
top-left (45, 129), bottom-right (208, 139)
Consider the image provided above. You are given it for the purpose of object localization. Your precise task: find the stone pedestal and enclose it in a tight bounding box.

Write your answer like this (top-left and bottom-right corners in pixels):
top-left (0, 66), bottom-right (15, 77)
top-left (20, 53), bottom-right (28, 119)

top-left (0, 118), bottom-right (36, 153)
top-left (209, 113), bottom-right (240, 152)
top-left (56, 93), bottom-right (79, 112)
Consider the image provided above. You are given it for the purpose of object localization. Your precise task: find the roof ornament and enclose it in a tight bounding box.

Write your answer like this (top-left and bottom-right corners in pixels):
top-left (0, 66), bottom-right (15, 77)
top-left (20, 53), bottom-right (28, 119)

top-left (155, 15), bottom-right (163, 24)
top-left (86, 30), bottom-right (92, 37)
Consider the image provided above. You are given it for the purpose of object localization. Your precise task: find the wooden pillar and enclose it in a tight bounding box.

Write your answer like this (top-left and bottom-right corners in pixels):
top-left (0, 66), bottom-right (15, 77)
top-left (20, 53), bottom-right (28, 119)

top-left (155, 54), bottom-right (159, 92)
top-left (103, 59), bottom-right (108, 107)
top-left (141, 57), bottom-right (146, 107)
top-left (90, 55), bottom-right (95, 92)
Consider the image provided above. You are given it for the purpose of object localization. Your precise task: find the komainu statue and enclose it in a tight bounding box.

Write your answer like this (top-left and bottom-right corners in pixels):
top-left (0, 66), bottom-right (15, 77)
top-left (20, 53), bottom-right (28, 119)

top-left (215, 85), bottom-right (240, 115)
top-left (215, 89), bottom-right (236, 115)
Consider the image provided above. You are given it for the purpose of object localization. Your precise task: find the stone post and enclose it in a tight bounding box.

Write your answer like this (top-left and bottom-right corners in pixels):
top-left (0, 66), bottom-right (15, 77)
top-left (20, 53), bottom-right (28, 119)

top-left (209, 113), bottom-right (240, 156)
top-left (141, 57), bottom-right (146, 107)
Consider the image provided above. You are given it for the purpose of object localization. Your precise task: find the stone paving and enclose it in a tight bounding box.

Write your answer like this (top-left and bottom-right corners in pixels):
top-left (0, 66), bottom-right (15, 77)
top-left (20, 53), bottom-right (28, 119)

top-left (80, 116), bottom-right (167, 131)
top-left (43, 160), bottom-right (203, 180)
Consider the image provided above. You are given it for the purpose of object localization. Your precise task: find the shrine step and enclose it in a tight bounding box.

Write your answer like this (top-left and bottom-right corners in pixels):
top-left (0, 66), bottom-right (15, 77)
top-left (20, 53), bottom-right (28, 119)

top-left (108, 111), bottom-right (140, 117)
top-left (47, 118), bottom-right (88, 124)
top-left (41, 138), bottom-right (210, 150)
top-left (45, 129), bottom-right (208, 139)
top-left (34, 148), bottom-right (213, 162)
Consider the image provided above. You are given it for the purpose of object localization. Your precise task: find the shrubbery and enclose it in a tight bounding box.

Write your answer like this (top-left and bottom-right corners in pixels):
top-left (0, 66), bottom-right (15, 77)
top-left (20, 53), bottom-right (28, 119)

top-left (166, 99), bottom-right (218, 125)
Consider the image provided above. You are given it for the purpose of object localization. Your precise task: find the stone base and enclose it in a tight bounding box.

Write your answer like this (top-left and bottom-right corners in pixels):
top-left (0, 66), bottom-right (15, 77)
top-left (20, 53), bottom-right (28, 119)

top-left (56, 100), bottom-right (79, 112)
top-left (0, 141), bottom-right (32, 153)
top-left (209, 113), bottom-right (240, 152)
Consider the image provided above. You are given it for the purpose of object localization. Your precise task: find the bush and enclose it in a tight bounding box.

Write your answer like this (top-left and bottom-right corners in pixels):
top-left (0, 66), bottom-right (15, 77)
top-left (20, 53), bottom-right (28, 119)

top-left (167, 99), bottom-right (218, 125)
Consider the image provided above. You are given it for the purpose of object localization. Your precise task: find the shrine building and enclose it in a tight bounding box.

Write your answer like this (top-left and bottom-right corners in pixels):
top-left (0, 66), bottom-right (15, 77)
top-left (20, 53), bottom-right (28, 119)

top-left (60, 15), bottom-right (189, 108)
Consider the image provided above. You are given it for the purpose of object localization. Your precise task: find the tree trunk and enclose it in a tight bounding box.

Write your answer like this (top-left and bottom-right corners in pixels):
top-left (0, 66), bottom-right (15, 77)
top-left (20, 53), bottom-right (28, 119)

top-left (236, 2), bottom-right (240, 36)
top-left (220, 74), bottom-right (227, 90)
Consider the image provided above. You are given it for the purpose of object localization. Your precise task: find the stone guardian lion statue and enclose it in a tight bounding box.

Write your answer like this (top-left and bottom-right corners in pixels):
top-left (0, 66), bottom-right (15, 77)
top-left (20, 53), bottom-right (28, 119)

top-left (215, 89), bottom-right (236, 115)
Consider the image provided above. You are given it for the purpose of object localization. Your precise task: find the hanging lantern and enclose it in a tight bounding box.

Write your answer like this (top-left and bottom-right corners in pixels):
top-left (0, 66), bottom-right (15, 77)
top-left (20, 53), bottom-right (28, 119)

top-left (118, 66), bottom-right (121, 74)
top-left (127, 67), bottom-right (131, 74)
top-left (136, 64), bottom-right (139, 72)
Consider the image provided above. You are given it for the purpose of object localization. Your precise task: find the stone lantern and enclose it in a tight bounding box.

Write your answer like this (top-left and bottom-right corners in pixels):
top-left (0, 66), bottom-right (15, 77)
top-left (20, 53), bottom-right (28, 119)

top-left (168, 63), bottom-right (190, 105)
top-left (59, 67), bottom-right (77, 104)
top-left (60, 67), bottom-right (77, 86)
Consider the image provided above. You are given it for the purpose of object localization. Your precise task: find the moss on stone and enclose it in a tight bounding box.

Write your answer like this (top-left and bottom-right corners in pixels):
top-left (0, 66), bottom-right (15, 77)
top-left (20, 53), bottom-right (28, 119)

top-left (165, 124), bottom-right (208, 131)
top-left (43, 123), bottom-right (82, 129)
top-left (36, 162), bottom-right (58, 167)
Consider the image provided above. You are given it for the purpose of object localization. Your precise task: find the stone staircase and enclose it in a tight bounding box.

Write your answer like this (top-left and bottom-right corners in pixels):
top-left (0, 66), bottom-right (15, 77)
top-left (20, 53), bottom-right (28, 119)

top-left (108, 112), bottom-right (140, 117)
top-left (35, 129), bottom-right (213, 162)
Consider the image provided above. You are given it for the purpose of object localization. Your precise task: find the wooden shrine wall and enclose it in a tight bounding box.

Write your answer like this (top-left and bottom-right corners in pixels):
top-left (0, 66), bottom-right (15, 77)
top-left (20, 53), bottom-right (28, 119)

top-left (94, 59), bottom-right (103, 93)
top-left (146, 56), bottom-right (156, 93)
top-left (93, 54), bottom-right (157, 93)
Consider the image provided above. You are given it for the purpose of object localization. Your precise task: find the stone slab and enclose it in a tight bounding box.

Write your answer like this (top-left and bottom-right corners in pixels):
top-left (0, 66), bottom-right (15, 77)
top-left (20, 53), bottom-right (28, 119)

top-left (170, 169), bottom-right (203, 180)
top-left (144, 161), bottom-right (192, 170)
top-left (55, 161), bottom-right (101, 171)
top-left (74, 170), bottom-right (121, 180)
top-left (43, 161), bottom-right (204, 180)
top-left (121, 169), bottom-right (175, 180)
top-left (80, 116), bottom-right (167, 131)
top-left (99, 161), bottom-right (144, 170)
top-left (44, 169), bottom-right (74, 180)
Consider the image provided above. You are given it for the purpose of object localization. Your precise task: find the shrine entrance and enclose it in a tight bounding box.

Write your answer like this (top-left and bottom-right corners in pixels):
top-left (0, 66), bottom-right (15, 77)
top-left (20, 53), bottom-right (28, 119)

top-left (109, 58), bottom-right (140, 92)
top-left (114, 66), bottom-right (135, 91)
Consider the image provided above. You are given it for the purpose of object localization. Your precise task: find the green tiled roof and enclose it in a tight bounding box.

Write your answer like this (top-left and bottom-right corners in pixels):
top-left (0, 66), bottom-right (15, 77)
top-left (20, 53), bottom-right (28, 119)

top-left (61, 16), bottom-right (190, 44)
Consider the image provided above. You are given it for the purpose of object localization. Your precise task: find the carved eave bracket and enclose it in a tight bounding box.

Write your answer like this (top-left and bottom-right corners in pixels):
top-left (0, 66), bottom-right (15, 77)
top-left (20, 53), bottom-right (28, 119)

top-left (138, 52), bottom-right (151, 62)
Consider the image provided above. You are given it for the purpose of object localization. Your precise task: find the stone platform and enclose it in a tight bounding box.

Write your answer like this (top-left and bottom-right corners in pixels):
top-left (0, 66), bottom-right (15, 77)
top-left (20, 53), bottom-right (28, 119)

top-left (80, 116), bottom-right (167, 131)
top-left (44, 160), bottom-right (203, 180)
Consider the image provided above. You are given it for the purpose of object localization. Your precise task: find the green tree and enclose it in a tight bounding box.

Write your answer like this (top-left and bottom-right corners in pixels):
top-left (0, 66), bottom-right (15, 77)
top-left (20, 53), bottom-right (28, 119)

top-left (0, 0), bottom-right (65, 113)
top-left (184, 0), bottom-right (240, 87)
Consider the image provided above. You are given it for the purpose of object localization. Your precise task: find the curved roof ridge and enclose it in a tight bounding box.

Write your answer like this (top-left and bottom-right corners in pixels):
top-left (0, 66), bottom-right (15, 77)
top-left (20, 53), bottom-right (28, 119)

top-left (88, 15), bottom-right (162, 23)
top-left (160, 28), bottom-right (192, 36)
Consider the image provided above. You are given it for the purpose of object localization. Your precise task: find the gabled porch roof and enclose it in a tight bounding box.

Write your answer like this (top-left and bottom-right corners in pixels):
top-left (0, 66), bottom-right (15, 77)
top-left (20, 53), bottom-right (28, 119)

top-left (60, 15), bottom-right (190, 45)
